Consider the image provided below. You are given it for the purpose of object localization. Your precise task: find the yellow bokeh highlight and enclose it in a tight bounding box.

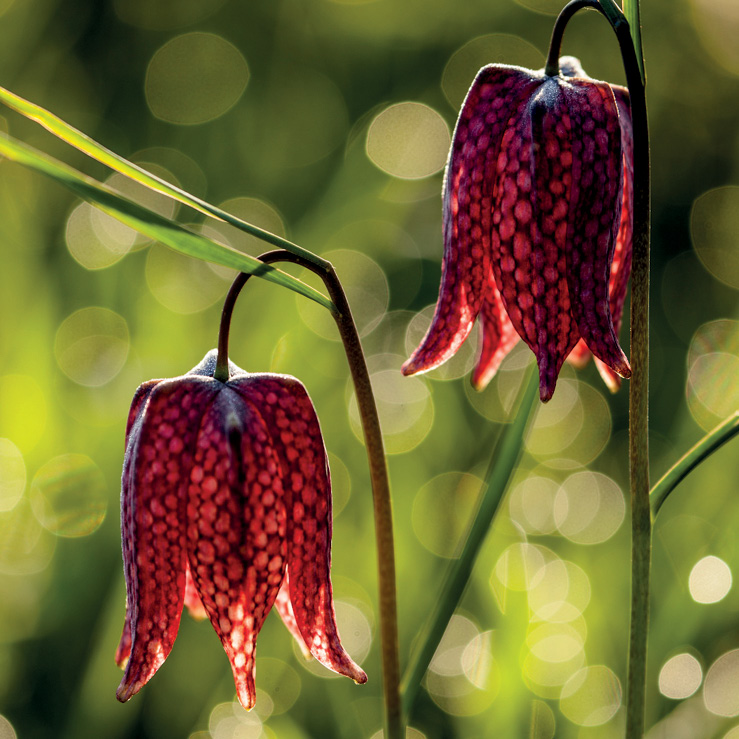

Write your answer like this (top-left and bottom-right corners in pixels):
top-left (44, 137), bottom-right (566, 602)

top-left (366, 102), bottom-right (450, 180)
top-left (146, 33), bottom-right (249, 125)
top-left (686, 320), bottom-right (739, 431)
top-left (146, 244), bottom-right (231, 314)
top-left (54, 307), bottom-right (130, 387)
top-left (29, 453), bottom-right (106, 538)
top-left (691, 186), bottom-right (739, 289)
top-left (704, 649), bottom-right (739, 717)
top-left (559, 665), bottom-right (622, 727)
top-left (689, 555), bottom-right (732, 604)
top-left (658, 653), bottom-right (703, 700)
top-left (690, 0), bottom-right (739, 76)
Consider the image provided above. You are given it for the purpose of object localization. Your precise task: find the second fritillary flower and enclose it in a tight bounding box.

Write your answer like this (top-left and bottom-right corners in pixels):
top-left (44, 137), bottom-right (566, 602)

top-left (402, 56), bottom-right (633, 401)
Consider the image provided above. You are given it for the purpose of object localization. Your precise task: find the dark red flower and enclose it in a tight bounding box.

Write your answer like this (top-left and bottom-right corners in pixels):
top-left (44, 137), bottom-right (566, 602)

top-left (114, 351), bottom-right (367, 710)
top-left (402, 56), bottom-right (633, 401)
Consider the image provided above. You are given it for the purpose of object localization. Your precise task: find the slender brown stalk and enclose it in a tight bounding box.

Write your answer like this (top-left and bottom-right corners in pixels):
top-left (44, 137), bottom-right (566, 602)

top-left (547, 2), bottom-right (651, 735)
top-left (217, 252), bottom-right (402, 739)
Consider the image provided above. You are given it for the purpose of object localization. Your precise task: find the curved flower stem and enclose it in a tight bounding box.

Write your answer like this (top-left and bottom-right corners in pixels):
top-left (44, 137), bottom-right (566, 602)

top-left (216, 252), bottom-right (402, 739)
top-left (651, 412), bottom-right (739, 518)
top-left (547, 2), bottom-right (651, 735)
top-left (401, 366), bottom-right (539, 719)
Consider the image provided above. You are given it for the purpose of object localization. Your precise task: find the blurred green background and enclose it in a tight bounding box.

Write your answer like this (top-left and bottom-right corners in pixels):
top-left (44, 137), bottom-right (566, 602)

top-left (0, 0), bottom-right (738, 737)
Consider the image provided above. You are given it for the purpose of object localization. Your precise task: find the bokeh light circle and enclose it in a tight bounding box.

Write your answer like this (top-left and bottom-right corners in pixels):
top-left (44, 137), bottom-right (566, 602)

top-left (208, 701), bottom-right (262, 739)
top-left (30, 454), bottom-right (107, 538)
top-left (0, 714), bottom-right (17, 739)
top-left (553, 471), bottom-right (625, 545)
top-left (55, 307), bottom-right (130, 387)
top-left (689, 556), bottom-right (732, 604)
top-left (253, 658), bottom-right (301, 715)
top-left (146, 245), bottom-right (230, 314)
top-left (146, 33), bottom-right (249, 125)
top-left (426, 615), bottom-right (499, 715)
top-left (508, 475), bottom-right (558, 535)
top-left (366, 102), bottom-right (450, 179)
top-left (524, 621), bottom-right (587, 694)
top-left (690, 0), bottom-right (739, 76)
top-left (0, 500), bottom-right (56, 576)
top-left (658, 653), bottom-right (703, 699)
top-left (691, 186), bottom-right (739, 289)
top-left (686, 320), bottom-right (739, 430)
top-left (0, 438), bottom-right (25, 512)
top-left (348, 354), bottom-right (434, 454)
top-left (559, 665), bottom-right (622, 727)
top-left (704, 650), bottom-right (739, 716)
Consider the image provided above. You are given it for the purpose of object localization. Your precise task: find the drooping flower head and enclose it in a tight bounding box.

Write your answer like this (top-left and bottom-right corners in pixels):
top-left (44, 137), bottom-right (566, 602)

top-left (402, 56), bottom-right (633, 401)
top-left (115, 350), bottom-right (367, 710)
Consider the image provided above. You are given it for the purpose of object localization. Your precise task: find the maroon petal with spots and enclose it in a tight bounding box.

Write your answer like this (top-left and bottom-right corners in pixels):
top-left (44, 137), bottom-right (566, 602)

top-left (402, 67), bottom-right (540, 379)
top-left (115, 351), bottom-right (366, 711)
top-left (117, 378), bottom-right (218, 702)
top-left (471, 270), bottom-right (520, 390)
top-left (402, 57), bottom-right (633, 401)
top-left (563, 78), bottom-right (630, 380)
top-left (491, 74), bottom-right (581, 400)
top-left (186, 390), bottom-right (287, 709)
top-left (568, 85), bottom-right (633, 392)
top-left (231, 375), bottom-right (368, 685)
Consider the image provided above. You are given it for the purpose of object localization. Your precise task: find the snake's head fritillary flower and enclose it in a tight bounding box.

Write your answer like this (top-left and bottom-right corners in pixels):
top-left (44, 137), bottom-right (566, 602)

top-left (402, 56), bottom-right (633, 401)
top-left (114, 350), bottom-right (367, 710)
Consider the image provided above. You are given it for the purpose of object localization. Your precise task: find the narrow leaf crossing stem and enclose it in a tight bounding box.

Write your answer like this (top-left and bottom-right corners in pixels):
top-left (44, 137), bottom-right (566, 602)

top-left (401, 367), bottom-right (539, 719)
top-left (217, 252), bottom-right (402, 739)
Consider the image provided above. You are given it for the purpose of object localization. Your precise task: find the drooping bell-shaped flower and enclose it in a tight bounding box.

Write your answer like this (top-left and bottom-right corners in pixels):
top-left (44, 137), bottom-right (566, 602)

top-left (115, 350), bottom-right (367, 710)
top-left (402, 56), bottom-right (633, 401)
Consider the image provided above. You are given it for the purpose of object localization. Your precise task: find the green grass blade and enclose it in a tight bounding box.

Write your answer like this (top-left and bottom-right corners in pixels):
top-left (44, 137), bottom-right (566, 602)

top-left (401, 366), bottom-right (539, 719)
top-left (0, 133), bottom-right (334, 311)
top-left (651, 412), bottom-right (739, 518)
top-left (0, 84), bottom-right (327, 269)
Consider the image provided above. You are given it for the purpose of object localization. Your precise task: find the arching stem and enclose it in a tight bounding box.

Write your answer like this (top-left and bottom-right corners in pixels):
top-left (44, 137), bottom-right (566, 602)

top-left (217, 253), bottom-right (402, 739)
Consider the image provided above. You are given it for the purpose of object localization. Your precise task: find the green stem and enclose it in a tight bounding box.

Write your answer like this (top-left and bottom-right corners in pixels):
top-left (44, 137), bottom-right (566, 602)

top-left (650, 412), bottom-right (739, 518)
top-left (546, 2), bottom-right (650, 735)
top-left (401, 367), bottom-right (539, 719)
top-left (217, 253), bottom-right (402, 739)
top-left (621, 0), bottom-right (646, 83)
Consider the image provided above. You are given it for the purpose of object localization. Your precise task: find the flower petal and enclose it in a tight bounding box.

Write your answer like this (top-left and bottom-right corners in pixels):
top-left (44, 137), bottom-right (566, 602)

top-left (492, 76), bottom-right (581, 401)
top-left (564, 78), bottom-right (631, 380)
top-left (273, 569), bottom-right (312, 659)
top-left (402, 66), bottom-right (539, 378)
top-left (594, 86), bottom-right (634, 392)
top-left (117, 378), bottom-right (217, 702)
top-left (471, 269), bottom-right (520, 390)
top-left (234, 376), bottom-right (367, 684)
top-left (186, 389), bottom-right (287, 711)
